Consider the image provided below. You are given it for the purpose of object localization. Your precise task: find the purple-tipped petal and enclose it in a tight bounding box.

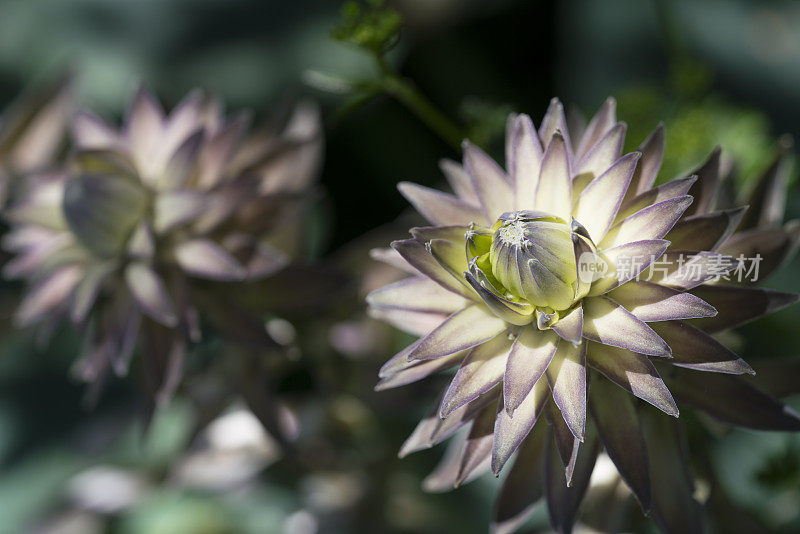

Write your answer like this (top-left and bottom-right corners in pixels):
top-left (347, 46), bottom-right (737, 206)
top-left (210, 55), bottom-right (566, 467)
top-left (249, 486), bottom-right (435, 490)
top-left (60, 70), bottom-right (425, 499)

top-left (689, 285), bottom-right (799, 333)
top-left (439, 334), bottom-right (513, 417)
top-left (740, 137), bottom-right (792, 229)
top-left (535, 133), bottom-right (573, 221)
top-left (492, 379), bottom-right (549, 474)
top-left (575, 123), bottom-right (626, 181)
top-left (440, 158), bottom-right (479, 204)
top-left (600, 195), bottom-right (693, 248)
top-left (544, 425), bottom-right (599, 534)
top-left (586, 341), bottom-right (678, 416)
top-left (70, 263), bottom-right (114, 323)
top-left (590, 377), bottom-right (652, 512)
top-left (153, 191), bottom-right (207, 233)
top-left (545, 341), bottom-right (587, 440)
top-left (617, 175), bottom-right (697, 222)
top-left (456, 402), bottom-right (497, 486)
top-left (510, 114), bottom-right (543, 207)
top-left (685, 147), bottom-right (721, 216)
top-left (666, 207), bottom-right (748, 251)
top-left (407, 305), bottom-right (508, 362)
top-left (410, 225), bottom-right (469, 244)
top-left (422, 430), bottom-right (491, 493)
top-left (592, 239), bottom-right (671, 293)
top-left (608, 280), bottom-right (717, 321)
top-left (14, 266), bottom-right (82, 328)
top-left (650, 320), bottom-right (754, 374)
top-left (552, 304), bottom-right (583, 344)
top-left (491, 420), bottom-right (547, 534)
top-left (575, 97), bottom-right (616, 161)
top-left (545, 401), bottom-right (581, 487)
top-left (574, 152), bottom-right (639, 243)
top-left (628, 123), bottom-right (665, 198)
top-left (367, 307), bottom-right (448, 337)
top-left (666, 369), bottom-right (800, 431)
top-left (463, 141), bottom-right (514, 222)
top-left (504, 328), bottom-right (557, 413)
top-left (72, 110), bottom-right (122, 149)
top-left (367, 276), bottom-right (468, 314)
top-left (391, 239), bottom-right (476, 299)
top-left (464, 270), bottom-right (534, 326)
top-left (398, 181), bottom-right (485, 227)
top-left (538, 98), bottom-right (573, 157)
top-left (643, 250), bottom-right (737, 290)
top-left (174, 238), bottom-right (246, 281)
top-left (718, 223), bottom-right (800, 284)
top-left (582, 296), bottom-right (671, 357)
top-left (124, 262), bottom-right (178, 327)
top-left (369, 247), bottom-right (417, 274)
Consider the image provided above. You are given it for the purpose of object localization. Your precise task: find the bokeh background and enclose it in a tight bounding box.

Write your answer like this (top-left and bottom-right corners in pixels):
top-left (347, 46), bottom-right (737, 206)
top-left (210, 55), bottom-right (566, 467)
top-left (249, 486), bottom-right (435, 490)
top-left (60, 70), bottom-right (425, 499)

top-left (0, 0), bottom-right (799, 532)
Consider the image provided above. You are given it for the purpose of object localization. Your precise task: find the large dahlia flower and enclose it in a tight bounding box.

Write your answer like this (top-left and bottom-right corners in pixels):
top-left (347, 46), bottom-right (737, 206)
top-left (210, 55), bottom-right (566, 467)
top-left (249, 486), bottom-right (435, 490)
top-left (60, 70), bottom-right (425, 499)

top-left (367, 98), bottom-right (800, 533)
top-left (2, 88), bottom-right (322, 398)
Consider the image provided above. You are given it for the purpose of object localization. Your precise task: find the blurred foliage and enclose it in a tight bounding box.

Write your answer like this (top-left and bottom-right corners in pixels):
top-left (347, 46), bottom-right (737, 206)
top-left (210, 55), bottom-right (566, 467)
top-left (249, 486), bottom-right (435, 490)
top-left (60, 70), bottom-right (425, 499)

top-left (331, 0), bottom-right (402, 55)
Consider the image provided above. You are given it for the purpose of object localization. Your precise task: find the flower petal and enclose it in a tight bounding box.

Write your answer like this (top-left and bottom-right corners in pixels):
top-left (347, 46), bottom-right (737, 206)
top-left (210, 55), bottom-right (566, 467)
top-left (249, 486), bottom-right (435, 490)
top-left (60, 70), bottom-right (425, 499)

top-left (408, 305), bottom-right (508, 362)
top-left (14, 266), bottom-right (82, 327)
top-left (574, 97), bottom-right (616, 161)
top-left (492, 378), bottom-right (549, 474)
top-left (665, 207), bottom-right (747, 251)
top-left (575, 123), bottom-right (626, 181)
top-left (649, 320), bottom-right (754, 374)
top-left (600, 195), bottom-right (693, 249)
top-left (552, 303), bottom-right (583, 344)
top-left (504, 328), bottom-right (557, 413)
top-left (545, 341), bottom-right (587, 441)
top-left (510, 114), bottom-right (543, 208)
top-left (439, 158), bottom-right (479, 204)
top-left (586, 341), bottom-right (678, 416)
top-left (739, 137), bottom-right (792, 229)
top-left (367, 307), bottom-right (447, 337)
top-left (124, 262), bottom-right (178, 327)
top-left (538, 98), bottom-right (573, 157)
top-left (391, 239), bottom-right (476, 299)
top-left (463, 141), bottom-right (513, 222)
top-left (685, 147), bottom-right (721, 216)
top-left (398, 181), bottom-right (485, 227)
top-left (591, 239), bottom-right (670, 294)
top-left (688, 284), bottom-right (799, 333)
top-left (456, 402), bottom-right (497, 486)
top-left (607, 280), bottom-right (717, 321)
top-left (464, 270), bottom-right (534, 325)
top-left (582, 296), bottom-right (671, 357)
top-left (174, 238), bottom-right (246, 281)
top-left (627, 123), bottom-right (665, 198)
top-left (545, 401), bottom-right (581, 487)
top-left (153, 191), bottom-right (208, 233)
top-left (590, 377), bottom-right (651, 512)
top-left (535, 133), bottom-right (573, 221)
top-left (718, 223), bottom-right (800, 284)
top-left (617, 175), bottom-right (696, 222)
top-left (367, 276), bottom-right (468, 314)
top-left (641, 250), bottom-right (737, 290)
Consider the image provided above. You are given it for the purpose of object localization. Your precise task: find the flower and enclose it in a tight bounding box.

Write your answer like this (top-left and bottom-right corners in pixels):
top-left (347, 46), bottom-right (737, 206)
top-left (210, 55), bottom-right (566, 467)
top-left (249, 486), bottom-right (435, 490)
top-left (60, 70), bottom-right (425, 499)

top-left (1, 88), bottom-right (322, 401)
top-left (367, 97), bottom-right (800, 533)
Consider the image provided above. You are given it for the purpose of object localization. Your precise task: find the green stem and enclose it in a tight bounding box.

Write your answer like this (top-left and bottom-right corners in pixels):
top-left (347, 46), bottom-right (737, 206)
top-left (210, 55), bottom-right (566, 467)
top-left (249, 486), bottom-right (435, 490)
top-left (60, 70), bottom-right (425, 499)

top-left (375, 58), bottom-right (466, 152)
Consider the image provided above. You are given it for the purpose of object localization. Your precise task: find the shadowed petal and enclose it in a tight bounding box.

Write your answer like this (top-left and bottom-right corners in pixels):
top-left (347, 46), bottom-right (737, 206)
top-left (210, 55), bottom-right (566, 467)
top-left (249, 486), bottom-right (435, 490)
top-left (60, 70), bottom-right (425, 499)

top-left (174, 238), bottom-right (246, 281)
top-left (15, 266), bottom-right (82, 327)
top-left (408, 305), bottom-right (508, 362)
top-left (463, 141), bottom-right (514, 222)
top-left (718, 223), bottom-right (800, 284)
top-left (600, 196), bottom-right (693, 249)
top-left (590, 377), bottom-right (651, 512)
top-left (410, 225), bottom-right (469, 244)
top-left (440, 334), bottom-right (514, 417)
top-left (575, 123), bottom-right (626, 181)
top-left (739, 136), bottom-right (792, 229)
top-left (70, 262), bottom-right (115, 323)
top-left (153, 191), bottom-right (207, 233)
top-left (72, 111), bottom-right (122, 149)
top-left (552, 304), bottom-right (583, 344)
top-left (642, 410), bottom-right (704, 534)
top-left (586, 341), bottom-right (678, 416)
top-left (367, 277), bottom-right (468, 314)
top-left (617, 175), bottom-right (696, 222)
top-left (544, 425), bottom-right (599, 534)
top-left (650, 320), bottom-right (754, 374)
top-left (464, 270), bottom-right (534, 325)
top-left (535, 133), bottom-right (572, 221)
top-left (685, 147), bottom-right (721, 216)
top-left (391, 239), bottom-right (476, 299)
top-left (457, 402), bottom-right (497, 486)
top-left (545, 341), bottom-right (587, 440)
top-left (125, 262), bottom-right (178, 327)
top-left (423, 429), bottom-right (491, 493)
top-left (665, 207), bottom-right (747, 251)
top-left (689, 284), bottom-right (799, 332)
top-left (666, 369), bottom-right (800, 431)
top-left (628, 123), bottom-right (665, 197)
top-left (510, 114), bottom-right (543, 207)
top-left (582, 296), bottom-right (671, 357)
top-left (440, 159), bottom-right (479, 204)
top-left (398, 181), bottom-right (486, 226)
top-left (369, 247), bottom-right (417, 274)
top-left (492, 379), bottom-right (549, 473)
top-left (367, 307), bottom-right (448, 337)
top-left (643, 250), bottom-right (737, 290)
top-left (751, 358), bottom-right (800, 398)
top-left (491, 419), bottom-right (547, 534)
top-left (545, 401), bottom-right (580, 487)
top-left (538, 98), bottom-right (573, 157)
top-left (608, 280), bottom-right (717, 321)
top-left (504, 328), bottom-right (557, 413)
top-left (575, 97), bottom-right (616, 161)
top-left (574, 152), bottom-right (639, 243)
top-left (590, 239), bottom-right (671, 295)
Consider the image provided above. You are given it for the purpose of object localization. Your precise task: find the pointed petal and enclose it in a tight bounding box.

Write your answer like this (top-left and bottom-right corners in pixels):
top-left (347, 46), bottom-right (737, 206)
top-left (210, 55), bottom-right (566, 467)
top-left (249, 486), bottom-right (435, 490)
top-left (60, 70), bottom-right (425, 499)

top-left (590, 377), bottom-right (651, 512)
top-left (665, 207), bottom-right (747, 251)
top-left (367, 276), bottom-right (468, 314)
top-left (422, 430), bottom-right (491, 493)
top-left (552, 304), bottom-right (583, 344)
top-left (642, 411), bottom-right (704, 534)
top-left (72, 111), bottom-right (122, 149)
top-left (575, 97), bottom-right (616, 161)
top-left (718, 223), bottom-right (800, 283)
top-left (739, 137), bottom-right (792, 229)
top-left (628, 123), bottom-right (665, 197)
top-left (586, 341), bottom-right (678, 416)
top-left (688, 285), bottom-right (799, 333)
top-left (376, 348), bottom-right (464, 391)
top-left (666, 369), bottom-right (800, 431)
top-left (504, 328), bottom-right (557, 413)
top-left (408, 305), bottom-right (508, 362)
top-left (14, 266), bottom-right (82, 327)
top-left (535, 133), bottom-right (572, 220)
top-left (153, 191), bottom-right (208, 233)
top-left (574, 152), bottom-right (639, 242)
top-left (492, 379), bottom-right (549, 473)
top-left (750, 358), bottom-right (800, 398)
top-left (685, 147), bottom-right (721, 216)
top-left (545, 341), bottom-right (587, 440)
top-left (440, 335), bottom-right (513, 417)
top-left (70, 262), bottom-right (114, 322)
top-left (538, 98), bottom-right (572, 157)
top-left (367, 307), bottom-right (447, 337)
top-left (607, 280), bottom-right (717, 321)
top-left (643, 250), bottom-right (737, 290)
top-left (617, 175), bottom-right (697, 222)
top-left (650, 321), bottom-right (754, 374)
top-left (464, 270), bottom-right (534, 326)
top-left (174, 238), bottom-right (246, 281)
top-left (582, 296), bottom-right (671, 357)
top-left (439, 159), bottom-right (478, 204)
top-left (591, 239), bottom-right (670, 294)
top-left (398, 181), bottom-right (485, 226)
top-left (391, 239), bottom-right (476, 299)
top-left (457, 402), bottom-right (497, 486)
top-left (600, 195), bottom-right (693, 248)
top-left (510, 114), bottom-right (543, 208)
top-left (463, 141), bottom-right (513, 222)
top-left (575, 123), bottom-right (626, 180)
top-left (124, 262), bottom-right (178, 327)
top-left (545, 401), bottom-right (581, 486)
top-left (491, 419), bottom-right (547, 534)
top-left (410, 225), bottom-right (468, 244)
top-left (369, 247), bottom-right (417, 274)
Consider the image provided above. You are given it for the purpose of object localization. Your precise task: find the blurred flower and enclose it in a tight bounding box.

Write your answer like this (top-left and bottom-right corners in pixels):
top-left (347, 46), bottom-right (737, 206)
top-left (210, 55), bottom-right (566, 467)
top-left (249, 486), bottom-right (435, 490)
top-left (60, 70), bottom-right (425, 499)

top-left (0, 75), bottom-right (74, 206)
top-left (367, 97), bottom-right (800, 533)
top-left (1, 88), bottom-right (322, 403)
